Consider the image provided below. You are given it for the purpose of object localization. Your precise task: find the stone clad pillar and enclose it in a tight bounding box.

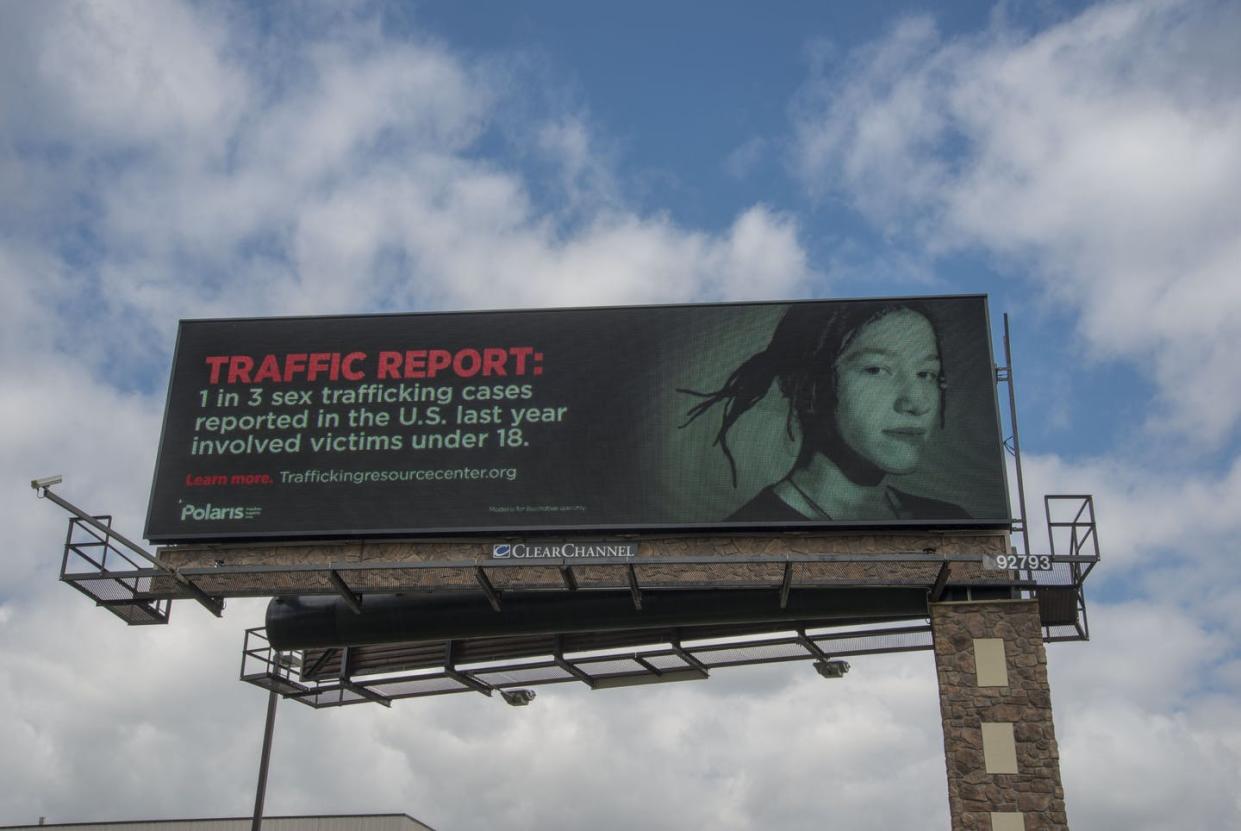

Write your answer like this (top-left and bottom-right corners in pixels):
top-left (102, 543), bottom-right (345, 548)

top-left (931, 599), bottom-right (1069, 830)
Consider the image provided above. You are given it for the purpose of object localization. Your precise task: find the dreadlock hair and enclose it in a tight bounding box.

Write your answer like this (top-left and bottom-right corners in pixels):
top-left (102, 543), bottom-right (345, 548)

top-left (679, 300), bottom-right (947, 487)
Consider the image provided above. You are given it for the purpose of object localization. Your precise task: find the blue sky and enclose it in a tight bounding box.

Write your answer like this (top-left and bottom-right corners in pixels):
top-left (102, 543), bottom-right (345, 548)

top-left (3, 1), bottom-right (1241, 829)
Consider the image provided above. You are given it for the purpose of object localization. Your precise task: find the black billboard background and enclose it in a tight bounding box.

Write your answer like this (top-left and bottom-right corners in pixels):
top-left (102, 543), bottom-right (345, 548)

top-left (145, 296), bottom-right (1010, 541)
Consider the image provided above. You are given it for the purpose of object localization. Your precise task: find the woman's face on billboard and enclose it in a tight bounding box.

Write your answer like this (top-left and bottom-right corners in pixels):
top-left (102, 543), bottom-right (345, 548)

top-left (830, 309), bottom-right (941, 475)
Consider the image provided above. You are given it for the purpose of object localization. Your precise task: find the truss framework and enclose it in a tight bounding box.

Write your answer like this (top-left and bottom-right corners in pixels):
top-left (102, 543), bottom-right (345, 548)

top-left (234, 490), bottom-right (1096, 710)
top-left (240, 621), bottom-right (939, 708)
top-left (35, 312), bottom-right (1099, 711)
top-left (54, 496), bottom-right (1098, 643)
top-left (51, 491), bottom-right (1097, 709)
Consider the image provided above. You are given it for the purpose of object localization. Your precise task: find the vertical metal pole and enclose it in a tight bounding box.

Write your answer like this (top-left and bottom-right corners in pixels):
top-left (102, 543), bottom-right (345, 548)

top-left (251, 690), bottom-right (279, 831)
top-left (1003, 314), bottom-right (1032, 561)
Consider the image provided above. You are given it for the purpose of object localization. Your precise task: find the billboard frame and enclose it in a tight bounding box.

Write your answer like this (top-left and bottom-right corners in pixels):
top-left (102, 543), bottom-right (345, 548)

top-left (143, 293), bottom-right (1015, 543)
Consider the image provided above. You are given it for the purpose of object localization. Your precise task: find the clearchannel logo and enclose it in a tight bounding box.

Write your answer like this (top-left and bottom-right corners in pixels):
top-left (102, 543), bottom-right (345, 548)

top-left (492, 541), bottom-right (638, 559)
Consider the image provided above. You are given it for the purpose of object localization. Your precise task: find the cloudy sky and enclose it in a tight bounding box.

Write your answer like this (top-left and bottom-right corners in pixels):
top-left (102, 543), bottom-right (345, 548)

top-left (3, 0), bottom-right (1240, 828)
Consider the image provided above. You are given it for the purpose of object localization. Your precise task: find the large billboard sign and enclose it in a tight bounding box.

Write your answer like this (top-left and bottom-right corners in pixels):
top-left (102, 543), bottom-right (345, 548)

top-left (145, 295), bottom-right (1010, 542)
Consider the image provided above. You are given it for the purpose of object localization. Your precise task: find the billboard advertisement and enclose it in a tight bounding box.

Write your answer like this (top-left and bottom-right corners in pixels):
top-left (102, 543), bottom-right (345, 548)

top-left (145, 295), bottom-right (1010, 542)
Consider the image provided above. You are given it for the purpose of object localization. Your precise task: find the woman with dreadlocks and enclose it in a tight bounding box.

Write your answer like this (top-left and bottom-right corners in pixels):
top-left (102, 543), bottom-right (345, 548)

top-left (681, 300), bottom-right (970, 522)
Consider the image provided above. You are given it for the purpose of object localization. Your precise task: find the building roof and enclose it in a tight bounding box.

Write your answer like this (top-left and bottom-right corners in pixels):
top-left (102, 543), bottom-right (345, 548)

top-left (0, 814), bottom-right (437, 831)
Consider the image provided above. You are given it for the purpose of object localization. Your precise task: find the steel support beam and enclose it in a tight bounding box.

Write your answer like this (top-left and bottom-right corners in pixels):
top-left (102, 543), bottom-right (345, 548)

top-left (554, 639), bottom-right (598, 689)
top-left (930, 561), bottom-right (952, 602)
top-left (36, 483), bottom-right (224, 617)
top-left (474, 567), bottom-right (501, 612)
top-left (328, 570), bottom-right (364, 614)
top-left (627, 564), bottom-right (642, 610)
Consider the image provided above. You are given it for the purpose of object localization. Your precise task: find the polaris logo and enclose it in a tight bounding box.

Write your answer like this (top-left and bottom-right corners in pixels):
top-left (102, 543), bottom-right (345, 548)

top-left (180, 503), bottom-right (262, 521)
top-left (491, 542), bottom-right (637, 559)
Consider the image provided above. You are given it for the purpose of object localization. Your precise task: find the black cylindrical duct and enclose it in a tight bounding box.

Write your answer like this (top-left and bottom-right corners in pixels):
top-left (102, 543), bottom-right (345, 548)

top-left (265, 588), bottom-right (929, 649)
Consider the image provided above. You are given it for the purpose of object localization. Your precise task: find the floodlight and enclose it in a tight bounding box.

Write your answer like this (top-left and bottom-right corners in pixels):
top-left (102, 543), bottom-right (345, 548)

top-left (814, 659), bottom-right (851, 679)
top-left (30, 475), bottom-right (63, 491)
top-left (500, 689), bottom-right (536, 706)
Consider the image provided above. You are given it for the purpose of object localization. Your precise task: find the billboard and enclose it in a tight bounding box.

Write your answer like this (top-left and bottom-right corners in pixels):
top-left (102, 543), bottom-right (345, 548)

top-left (145, 295), bottom-right (1010, 542)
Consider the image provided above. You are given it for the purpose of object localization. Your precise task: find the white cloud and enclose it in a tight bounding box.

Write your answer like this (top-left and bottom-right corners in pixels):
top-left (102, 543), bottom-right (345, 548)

top-left (6, 0), bottom-right (1241, 829)
top-left (787, 7), bottom-right (1241, 823)
top-left (1059, 701), bottom-right (1241, 829)
top-left (182, 652), bottom-right (951, 831)
top-left (0, 2), bottom-right (248, 148)
top-left (0, 596), bottom-right (275, 822)
top-left (0, 2), bottom-right (816, 828)
top-left (792, 0), bottom-right (1241, 444)
top-left (1014, 450), bottom-right (1241, 655)
top-left (0, 1), bottom-right (813, 375)
top-left (1049, 601), bottom-right (1226, 711)
top-left (1019, 451), bottom-right (1241, 572)
top-left (1009, 453), bottom-right (1241, 829)
top-left (1049, 602), bottom-right (1241, 830)
top-left (535, 116), bottom-right (623, 215)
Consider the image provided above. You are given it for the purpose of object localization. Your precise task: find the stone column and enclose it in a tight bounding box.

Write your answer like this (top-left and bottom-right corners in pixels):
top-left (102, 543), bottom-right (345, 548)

top-left (930, 599), bottom-right (1069, 830)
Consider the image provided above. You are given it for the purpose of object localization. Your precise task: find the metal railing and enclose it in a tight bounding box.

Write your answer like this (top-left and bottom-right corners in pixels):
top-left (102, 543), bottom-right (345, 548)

top-left (240, 621), bottom-right (935, 708)
top-left (37, 483), bottom-right (1099, 644)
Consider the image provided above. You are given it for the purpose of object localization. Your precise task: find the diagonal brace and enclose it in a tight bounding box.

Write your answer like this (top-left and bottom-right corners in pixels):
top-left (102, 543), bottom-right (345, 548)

top-left (35, 483), bottom-right (223, 617)
top-left (627, 564), bottom-right (642, 610)
top-left (328, 570), bottom-right (363, 614)
top-left (474, 567), bottom-right (502, 611)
